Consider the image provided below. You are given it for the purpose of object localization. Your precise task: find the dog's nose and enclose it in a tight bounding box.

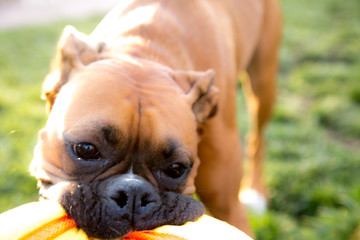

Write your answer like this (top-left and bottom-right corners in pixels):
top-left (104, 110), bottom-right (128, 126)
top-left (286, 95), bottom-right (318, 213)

top-left (111, 177), bottom-right (155, 208)
top-left (108, 174), bottom-right (160, 221)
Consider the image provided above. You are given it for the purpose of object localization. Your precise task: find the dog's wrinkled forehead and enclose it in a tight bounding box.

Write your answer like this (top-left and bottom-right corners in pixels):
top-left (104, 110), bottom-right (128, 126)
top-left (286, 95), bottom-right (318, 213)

top-left (47, 59), bottom-right (198, 149)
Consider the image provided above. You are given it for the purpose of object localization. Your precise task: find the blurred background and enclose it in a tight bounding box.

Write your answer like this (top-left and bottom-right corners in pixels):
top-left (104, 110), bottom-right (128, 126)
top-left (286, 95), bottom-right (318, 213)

top-left (0, 0), bottom-right (359, 239)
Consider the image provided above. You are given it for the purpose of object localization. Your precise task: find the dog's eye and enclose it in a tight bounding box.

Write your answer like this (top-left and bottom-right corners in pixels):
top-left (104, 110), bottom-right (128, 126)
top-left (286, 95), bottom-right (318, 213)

top-left (163, 163), bottom-right (188, 179)
top-left (73, 143), bottom-right (100, 160)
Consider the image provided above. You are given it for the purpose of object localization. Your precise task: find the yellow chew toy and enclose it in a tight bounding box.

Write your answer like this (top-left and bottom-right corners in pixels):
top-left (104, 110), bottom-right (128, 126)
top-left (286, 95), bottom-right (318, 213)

top-left (0, 200), bottom-right (252, 240)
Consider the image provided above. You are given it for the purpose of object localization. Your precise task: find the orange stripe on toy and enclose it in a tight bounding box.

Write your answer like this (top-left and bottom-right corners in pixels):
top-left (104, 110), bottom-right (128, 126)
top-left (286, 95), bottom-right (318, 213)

top-left (20, 215), bottom-right (77, 240)
top-left (122, 231), bottom-right (187, 240)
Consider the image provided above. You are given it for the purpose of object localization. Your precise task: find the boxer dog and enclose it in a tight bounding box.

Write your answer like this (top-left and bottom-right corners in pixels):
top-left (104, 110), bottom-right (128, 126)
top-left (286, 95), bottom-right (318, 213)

top-left (31, 0), bottom-right (281, 238)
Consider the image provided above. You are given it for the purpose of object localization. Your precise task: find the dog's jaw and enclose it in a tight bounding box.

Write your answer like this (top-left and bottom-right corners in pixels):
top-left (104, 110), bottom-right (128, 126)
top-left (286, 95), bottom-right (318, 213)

top-left (59, 180), bottom-right (205, 239)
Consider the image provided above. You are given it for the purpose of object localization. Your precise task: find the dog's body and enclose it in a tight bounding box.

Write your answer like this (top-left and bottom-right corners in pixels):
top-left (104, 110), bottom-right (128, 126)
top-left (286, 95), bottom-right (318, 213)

top-left (31, 0), bottom-right (281, 238)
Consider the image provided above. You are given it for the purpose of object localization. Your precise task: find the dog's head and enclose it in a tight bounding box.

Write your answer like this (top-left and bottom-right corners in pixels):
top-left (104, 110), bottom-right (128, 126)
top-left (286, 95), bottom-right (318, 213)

top-left (31, 26), bottom-right (218, 239)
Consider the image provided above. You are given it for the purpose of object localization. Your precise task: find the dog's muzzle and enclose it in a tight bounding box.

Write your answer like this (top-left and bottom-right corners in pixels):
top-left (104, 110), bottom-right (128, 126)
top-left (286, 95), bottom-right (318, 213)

top-left (59, 173), bottom-right (205, 239)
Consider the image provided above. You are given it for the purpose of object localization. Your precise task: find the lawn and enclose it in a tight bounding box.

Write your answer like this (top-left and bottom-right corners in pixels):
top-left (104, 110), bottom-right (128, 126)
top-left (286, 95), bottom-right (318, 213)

top-left (0, 0), bottom-right (359, 239)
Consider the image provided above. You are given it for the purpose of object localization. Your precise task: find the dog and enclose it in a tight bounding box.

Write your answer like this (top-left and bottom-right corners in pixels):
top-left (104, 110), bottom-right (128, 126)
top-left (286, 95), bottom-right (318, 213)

top-left (30, 0), bottom-right (282, 239)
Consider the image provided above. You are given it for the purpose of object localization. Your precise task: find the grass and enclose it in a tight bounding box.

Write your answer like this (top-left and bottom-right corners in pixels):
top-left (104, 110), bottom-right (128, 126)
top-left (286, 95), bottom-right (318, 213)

top-left (244, 0), bottom-right (360, 239)
top-left (0, 0), bottom-right (359, 239)
top-left (0, 17), bottom-right (102, 211)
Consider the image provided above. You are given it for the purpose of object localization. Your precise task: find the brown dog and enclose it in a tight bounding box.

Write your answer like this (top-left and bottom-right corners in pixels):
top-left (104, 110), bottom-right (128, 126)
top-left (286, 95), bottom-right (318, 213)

top-left (31, 0), bottom-right (282, 238)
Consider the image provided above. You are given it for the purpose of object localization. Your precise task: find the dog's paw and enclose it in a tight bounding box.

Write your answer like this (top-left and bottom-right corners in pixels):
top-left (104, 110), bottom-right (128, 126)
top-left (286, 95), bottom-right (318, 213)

top-left (239, 189), bottom-right (267, 215)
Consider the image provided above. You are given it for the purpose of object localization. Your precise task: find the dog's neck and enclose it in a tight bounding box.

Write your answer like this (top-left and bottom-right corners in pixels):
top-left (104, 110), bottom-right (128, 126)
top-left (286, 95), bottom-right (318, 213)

top-left (97, 36), bottom-right (193, 71)
top-left (89, 2), bottom-right (198, 71)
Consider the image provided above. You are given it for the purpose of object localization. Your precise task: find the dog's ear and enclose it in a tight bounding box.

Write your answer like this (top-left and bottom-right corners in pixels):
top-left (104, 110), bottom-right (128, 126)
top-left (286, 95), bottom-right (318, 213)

top-left (173, 69), bottom-right (219, 123)
top-left (42, 25), bottom-right (104, 111)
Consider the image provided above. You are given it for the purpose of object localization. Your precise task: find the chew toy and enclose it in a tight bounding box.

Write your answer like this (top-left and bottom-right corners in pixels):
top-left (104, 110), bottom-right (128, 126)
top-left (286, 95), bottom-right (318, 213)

top-left (0, 200), bottom-right (252, 240)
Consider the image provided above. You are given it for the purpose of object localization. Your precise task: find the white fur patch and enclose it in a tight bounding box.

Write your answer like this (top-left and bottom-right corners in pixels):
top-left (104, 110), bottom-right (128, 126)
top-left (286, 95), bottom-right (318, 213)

top-left (239, 189), bottom-right (267, 215)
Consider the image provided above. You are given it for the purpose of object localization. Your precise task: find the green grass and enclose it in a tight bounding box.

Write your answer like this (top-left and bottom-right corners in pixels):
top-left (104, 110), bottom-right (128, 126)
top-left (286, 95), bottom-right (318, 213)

top-left (0, 16), bottom-right (103, 211)
top-left (244, 0), bottom-right (360, 239)
top-left (0, 0), bottom-right (360, 239)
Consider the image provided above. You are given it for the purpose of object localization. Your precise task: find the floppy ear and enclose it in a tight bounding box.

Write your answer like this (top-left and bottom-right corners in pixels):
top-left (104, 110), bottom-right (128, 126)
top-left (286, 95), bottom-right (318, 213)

top-left (173, 69), bottom-right (219, 123)
top-left (42, 25), bottom-right (104, 111)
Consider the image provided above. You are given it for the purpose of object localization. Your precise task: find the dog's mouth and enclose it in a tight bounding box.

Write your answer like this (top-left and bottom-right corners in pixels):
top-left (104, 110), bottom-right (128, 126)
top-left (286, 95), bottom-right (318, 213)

top-left (58, 176), bottom-right (205, 239)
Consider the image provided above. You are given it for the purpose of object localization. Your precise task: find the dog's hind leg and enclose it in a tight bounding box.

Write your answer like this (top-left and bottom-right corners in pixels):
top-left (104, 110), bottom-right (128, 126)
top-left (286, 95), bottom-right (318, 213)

top-left (239, 0), bottom-right (282, 212)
